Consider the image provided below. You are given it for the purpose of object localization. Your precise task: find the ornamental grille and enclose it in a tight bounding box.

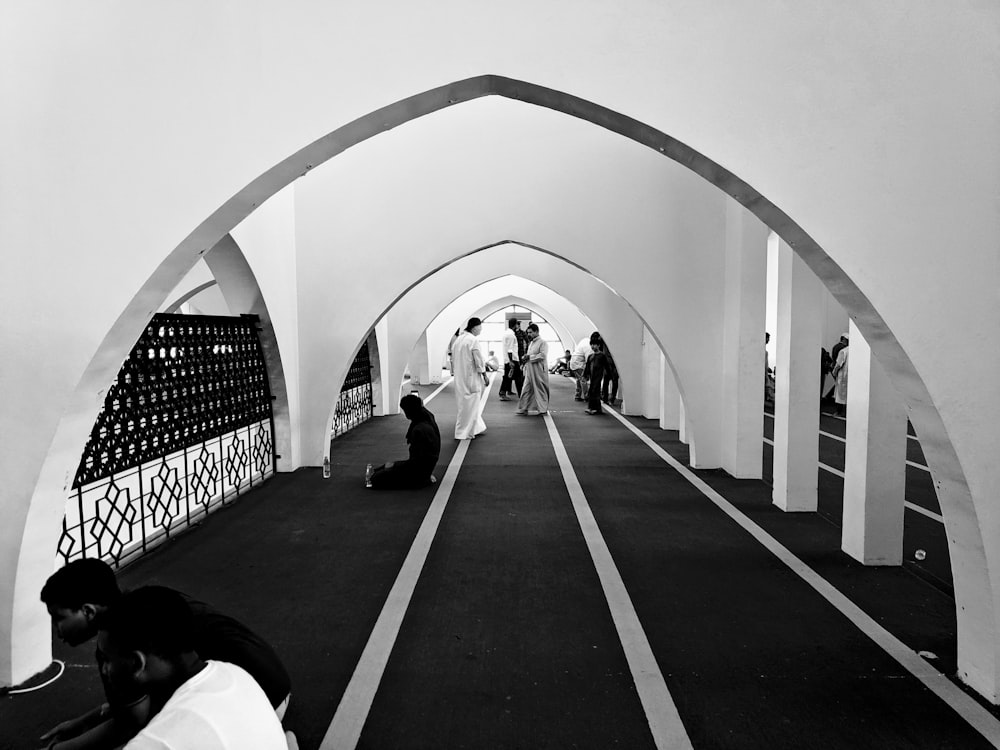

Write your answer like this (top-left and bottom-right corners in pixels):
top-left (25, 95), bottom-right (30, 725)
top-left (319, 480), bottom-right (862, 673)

top-left (59, 313), bottom-right (275, 567)
top-left (333, 341), bottom-right (373, 437)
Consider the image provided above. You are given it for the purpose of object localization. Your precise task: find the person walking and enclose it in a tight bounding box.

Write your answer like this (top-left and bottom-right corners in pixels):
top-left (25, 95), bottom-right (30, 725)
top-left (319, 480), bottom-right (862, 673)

top-left (453, 317), bottom-right (489, 439)
top-left (515, 323), bottom-right (550, 415)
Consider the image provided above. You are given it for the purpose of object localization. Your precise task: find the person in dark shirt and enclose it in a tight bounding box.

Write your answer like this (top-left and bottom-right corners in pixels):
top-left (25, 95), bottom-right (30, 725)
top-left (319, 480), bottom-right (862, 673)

top-left (584, 338), bottom-right (609, 415)
top-left (367, 394), bottom-right (441, 489)
top-left (39, 558), bottom-right (291, 749)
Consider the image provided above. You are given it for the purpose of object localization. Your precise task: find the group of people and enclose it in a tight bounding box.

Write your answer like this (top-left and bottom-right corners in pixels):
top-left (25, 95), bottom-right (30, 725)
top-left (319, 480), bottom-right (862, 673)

top-left (366, 321), bottom-right (623, 493)
top-left (497, 317), bottom-right (551, 417)
top-left (765, 330), bottom-right (851, 418)
top-left (39, 559), bottom-right (293, 749)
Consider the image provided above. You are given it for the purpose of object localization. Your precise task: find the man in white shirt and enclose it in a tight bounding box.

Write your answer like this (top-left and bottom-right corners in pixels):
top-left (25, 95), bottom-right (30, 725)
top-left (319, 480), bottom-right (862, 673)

top-left (98, 587), bottom-right (288, 750)
top-left (569, 333), bottom-right (599, 402)
top-left (498, 319), bottom-right (524, 401)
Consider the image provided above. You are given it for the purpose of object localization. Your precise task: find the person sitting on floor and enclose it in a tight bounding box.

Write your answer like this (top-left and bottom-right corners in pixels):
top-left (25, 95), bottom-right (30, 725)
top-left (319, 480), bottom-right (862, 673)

top-left (97, 586), bottom-right (289, 749)
top-left (366, 393), bottom-right (441, 489)
top-left (39, 559), bottom-right (291, 750)
top-left (485, 350), bottom-right (500, 372)
top-left (550, 349), bottom-right (572, 375)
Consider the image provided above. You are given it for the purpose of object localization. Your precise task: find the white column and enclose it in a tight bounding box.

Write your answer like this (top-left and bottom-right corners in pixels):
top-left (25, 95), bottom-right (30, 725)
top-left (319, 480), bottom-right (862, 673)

top-left (841, 320), bottom-right (907, 565)
top-left (640, 326), bottom-right (661, 418)
top-left (371, 322), bottom-right (390, 416)
top-left (772, 237), bottom-right (824, 511)
top-left (412, 330), bottom-right (431, 384)
top-left (660, 355), bottom-right (681, 430)
top-left (678, 397), bottom-right (690, 444)
top-left (721, 203), bottom-right (768, 478)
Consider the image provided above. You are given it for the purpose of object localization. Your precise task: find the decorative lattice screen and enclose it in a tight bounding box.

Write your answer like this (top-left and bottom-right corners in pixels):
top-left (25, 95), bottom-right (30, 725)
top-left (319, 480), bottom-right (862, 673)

top-left (332, 341), bottom-right (373, 438)
top-left (59, 313), bottom-right (275, 566)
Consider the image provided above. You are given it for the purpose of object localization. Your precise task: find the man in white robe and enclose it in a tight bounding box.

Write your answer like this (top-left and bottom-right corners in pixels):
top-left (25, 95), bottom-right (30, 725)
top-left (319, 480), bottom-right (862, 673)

top-left (452, 317), bottom-right (489, 440)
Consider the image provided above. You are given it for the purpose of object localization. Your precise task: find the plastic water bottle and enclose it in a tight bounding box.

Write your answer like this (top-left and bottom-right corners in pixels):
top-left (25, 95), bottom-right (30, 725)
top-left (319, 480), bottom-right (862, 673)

top-left (322, 457), bottom-right (331, 479)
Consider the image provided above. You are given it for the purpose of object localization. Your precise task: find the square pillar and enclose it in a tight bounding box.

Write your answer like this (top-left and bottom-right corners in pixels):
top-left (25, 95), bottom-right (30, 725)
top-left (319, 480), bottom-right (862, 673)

top-left (772, 237), bottom-right (824, 511)
top-left (841, 320), bottom-right (907, 565)
top-left (412, 330), bottom-right (431, 385)
top-left (660, 352), bottom-right (681, 430)
top-left (640, 326), bottom-right (661, 418)
top-left (722, 202), bottom-right (768, 478)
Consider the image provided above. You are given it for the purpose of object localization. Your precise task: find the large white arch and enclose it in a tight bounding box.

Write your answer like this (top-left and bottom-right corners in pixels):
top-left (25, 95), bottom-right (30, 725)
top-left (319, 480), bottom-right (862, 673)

top-left (4, 4), bottom-right (997, 698)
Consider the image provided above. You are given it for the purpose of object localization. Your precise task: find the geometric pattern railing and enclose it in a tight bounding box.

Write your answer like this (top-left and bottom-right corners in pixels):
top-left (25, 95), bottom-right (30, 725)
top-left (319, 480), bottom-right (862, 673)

top-left (59, 313), bottom-right (275, 567)
top-left (59, 420), bottom-right (273, 567)
top-left (332, 341), bottom-right (373, 438)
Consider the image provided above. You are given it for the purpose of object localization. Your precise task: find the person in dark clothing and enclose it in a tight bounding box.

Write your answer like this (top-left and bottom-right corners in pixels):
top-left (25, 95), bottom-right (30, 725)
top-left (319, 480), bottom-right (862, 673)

top-left (584, 338), bottom-right (609, 415)
top-left (601, 345), bottom-right (619, 405)
top-left (367, 394), bottom-right (440, 489)
top-left (498, 319), bottom-right (525, 400)
top-left (39, 559), bottom-right (291, 749)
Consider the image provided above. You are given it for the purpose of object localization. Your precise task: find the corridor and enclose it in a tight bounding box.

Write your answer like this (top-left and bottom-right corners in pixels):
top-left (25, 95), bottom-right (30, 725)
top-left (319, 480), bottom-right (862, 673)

top-left (2, 375), bottom-right (996, 749)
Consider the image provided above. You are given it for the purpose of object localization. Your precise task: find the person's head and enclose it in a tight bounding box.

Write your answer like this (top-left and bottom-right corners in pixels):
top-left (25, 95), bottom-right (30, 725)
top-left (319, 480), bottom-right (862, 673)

top-left (841, 332), bottom-right (849, 344)
top-left (96, 587), bottom-right (198, 697)
top-left (565, 350), bottom-right (571, 356)
top-left (465, 317), bottom-right (482, 335)
top-left (488, 350), bottom-right (495, 356)
top-left (525, 323), bottom-right (539, 339)
top-left (589, 331), bottom-right (602, 346)
top-left (399, 393), bottom-right (424, 419)
top-left (508, 319), bottom-right (519, 330)
top-left (591, 338), bottom-right (604, 352)
top-left (765, 332), bottom-right (771, 344)
top-left (41, 558), bottom-right (122, 645)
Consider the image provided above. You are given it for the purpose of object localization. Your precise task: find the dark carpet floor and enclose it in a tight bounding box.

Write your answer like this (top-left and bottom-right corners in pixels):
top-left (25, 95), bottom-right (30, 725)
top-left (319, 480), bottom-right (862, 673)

top-left (1, 376), bottom-right (993, 749)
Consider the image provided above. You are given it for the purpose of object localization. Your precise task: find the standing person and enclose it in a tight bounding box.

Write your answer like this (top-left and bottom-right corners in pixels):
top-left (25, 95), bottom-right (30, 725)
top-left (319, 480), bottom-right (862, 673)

top-left (453, 317), bottom-right (489, 439)
top-left (569, 332), bottom-right (598, 402)
top-left (601, 344), bottom-right (619, 405)
top-left (823, 332), bottom-right (849, 402)
top-left (764, 332), bottom-right (776, 405)
top-left (584, 338), bottom-right (609, 415)
top-left (366, 394), bottom-right (440, 489)
top-left (498, 319), bottom-right (524, 401)
top-left (515, 323), bottom-right (550, 415)
top-left (831, 332), bottom-right (850, 417)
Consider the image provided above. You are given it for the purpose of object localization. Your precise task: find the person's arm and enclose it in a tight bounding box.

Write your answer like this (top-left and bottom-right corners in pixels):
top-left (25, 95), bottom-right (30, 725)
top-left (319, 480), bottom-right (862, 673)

top-left (41, 696), bottom-right (148, 750)
top-left (40, 704), bottom-right (109, 746)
